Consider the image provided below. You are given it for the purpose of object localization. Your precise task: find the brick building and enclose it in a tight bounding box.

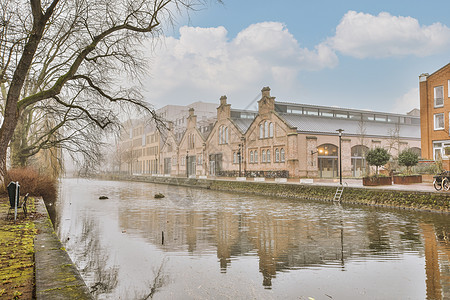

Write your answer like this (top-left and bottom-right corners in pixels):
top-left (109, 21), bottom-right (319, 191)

top-left (419, 63), bottom-right (450, 169)
top-left (119, 87), bottom-right (421, 178)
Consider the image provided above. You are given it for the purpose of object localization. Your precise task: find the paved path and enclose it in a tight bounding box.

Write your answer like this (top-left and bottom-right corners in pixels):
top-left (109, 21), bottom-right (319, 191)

top-left (34, 197), bottom-right (93, 299)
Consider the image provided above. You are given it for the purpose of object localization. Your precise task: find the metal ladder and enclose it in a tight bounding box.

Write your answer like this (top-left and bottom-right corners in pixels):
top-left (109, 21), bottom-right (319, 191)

top-left (333, 183), bottom-right (346, 202)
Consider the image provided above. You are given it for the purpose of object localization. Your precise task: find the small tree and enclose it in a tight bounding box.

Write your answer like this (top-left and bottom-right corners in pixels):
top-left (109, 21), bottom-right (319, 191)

top-left (398, 149), bottom-right (419, 175)
top-left (366, 147), bottom-right (390, 176)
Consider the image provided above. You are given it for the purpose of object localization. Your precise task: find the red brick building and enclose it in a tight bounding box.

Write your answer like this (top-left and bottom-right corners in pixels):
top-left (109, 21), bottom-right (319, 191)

top-left (419, 63), bottom-right (450, 169)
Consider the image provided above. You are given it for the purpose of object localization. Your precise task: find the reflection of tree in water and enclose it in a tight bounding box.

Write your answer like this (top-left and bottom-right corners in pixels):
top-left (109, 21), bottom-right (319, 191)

top-left (365, 212), bottom-right (391, 253)
top-left (129, 259), bottom-right (168, 300)
top-left (73, 216), bottom-right (119, 298)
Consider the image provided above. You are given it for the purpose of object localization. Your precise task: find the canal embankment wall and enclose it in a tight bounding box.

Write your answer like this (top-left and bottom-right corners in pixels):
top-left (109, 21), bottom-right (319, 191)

top-left (34, 197), bottom-right (93, 299)
top-left (103, 175), bottom-right (450, 213)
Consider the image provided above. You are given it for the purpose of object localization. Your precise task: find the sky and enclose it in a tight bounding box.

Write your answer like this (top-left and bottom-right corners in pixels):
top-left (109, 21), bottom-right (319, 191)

top-left (140, 0), bottom-right (450, 114)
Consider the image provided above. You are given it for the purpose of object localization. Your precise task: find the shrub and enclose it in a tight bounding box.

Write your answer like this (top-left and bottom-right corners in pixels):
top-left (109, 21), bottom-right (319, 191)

top-left (5, 167), bottom-right (57, 201)
top-left (398, 149), bottom-right (419, 175)
top-left (366, 147), bottom-right (390, 175)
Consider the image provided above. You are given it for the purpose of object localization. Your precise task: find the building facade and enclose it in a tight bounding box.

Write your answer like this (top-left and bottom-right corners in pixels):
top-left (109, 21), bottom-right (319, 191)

top-left (419, 63), bottom-right (450, 169)
top-left (119, 87), bottom-right (421, 178)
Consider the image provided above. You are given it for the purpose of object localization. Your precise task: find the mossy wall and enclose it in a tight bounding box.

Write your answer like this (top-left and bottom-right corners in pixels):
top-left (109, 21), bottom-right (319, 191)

top-left (103, 175), bottom-right (450, 213)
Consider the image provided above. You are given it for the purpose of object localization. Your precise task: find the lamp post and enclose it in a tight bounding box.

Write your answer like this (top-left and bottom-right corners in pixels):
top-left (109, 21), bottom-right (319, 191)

top-left (238, 144), bottom-right (242, 177)
top-left (336, 129), bottom-right (344, 185)
top-left (186, 150), bottom-right (189, 178)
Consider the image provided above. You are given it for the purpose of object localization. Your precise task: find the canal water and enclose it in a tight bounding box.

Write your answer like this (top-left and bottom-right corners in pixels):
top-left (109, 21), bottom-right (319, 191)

top-left (54, 178), bottom-right (450, 300)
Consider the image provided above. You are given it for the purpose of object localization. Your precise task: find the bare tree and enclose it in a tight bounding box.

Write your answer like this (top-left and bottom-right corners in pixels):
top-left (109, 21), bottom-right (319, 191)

top-left (0, 0), bottom-right (217, 185)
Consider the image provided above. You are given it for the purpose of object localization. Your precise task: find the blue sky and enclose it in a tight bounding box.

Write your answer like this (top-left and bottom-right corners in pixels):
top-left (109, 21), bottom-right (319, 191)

top-left (141, 0), bottom-right (450, 114)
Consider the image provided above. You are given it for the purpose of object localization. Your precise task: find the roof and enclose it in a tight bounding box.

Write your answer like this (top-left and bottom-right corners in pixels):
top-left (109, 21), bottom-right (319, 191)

top-left (275, 101), bottom-right (420, 119)
top-left (279, 113), bottom-right (420, 139)
top-left (231, 118), bottom-right (254, 134)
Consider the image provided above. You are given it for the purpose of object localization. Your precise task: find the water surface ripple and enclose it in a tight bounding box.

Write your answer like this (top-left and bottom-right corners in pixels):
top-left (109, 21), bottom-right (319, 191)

top-left (55, 178), bottom-right (450, 300)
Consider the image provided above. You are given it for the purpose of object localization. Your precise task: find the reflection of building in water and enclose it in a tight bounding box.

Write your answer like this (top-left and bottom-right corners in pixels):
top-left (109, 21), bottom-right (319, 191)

top-left (118, 199), bottom-right (449, 293)
top-left (421, 223), bottom-right (450, 300)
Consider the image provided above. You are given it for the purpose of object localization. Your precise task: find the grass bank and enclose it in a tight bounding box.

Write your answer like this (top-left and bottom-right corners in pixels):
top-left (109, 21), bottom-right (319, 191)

top-left (0, 197), bottom-right (37, 299)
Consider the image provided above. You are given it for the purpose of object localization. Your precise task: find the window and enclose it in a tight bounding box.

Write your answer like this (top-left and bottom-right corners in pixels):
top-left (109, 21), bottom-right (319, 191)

top-left (250, 151), bottom-right (254, 163)
top-left (448, 80), bottom-right (450, 98)
top-left (435, 86), bottom-right (444, 107)
top-left (269, 123), bottom-right (274, 137)
top-left (225, 127), bottom-right (228, 144)
top-left (280, 148), bottom-right (285, 162)
top-left (435, 113), bottom-right (445, 130)
top-left (267, 150), bottom-right (271, 162)
top-left (264, 121), bottom-right (268, 138)
top-left (260, 124), bottom-right (264, 139)
top-left (254, 151), bottom-right (258, 163)
top-left (275, 148), bottom-right (280, 162)
top-left (219, 127), bottom-right (223, 144)
top-left (233, 152), bottom-right (237, 163)
top-left (262, 150), bottom-right (266, 162)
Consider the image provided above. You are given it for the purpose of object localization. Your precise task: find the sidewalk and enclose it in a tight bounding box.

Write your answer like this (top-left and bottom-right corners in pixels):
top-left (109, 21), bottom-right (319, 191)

top-left (214, 176), bottom-right (440, 193)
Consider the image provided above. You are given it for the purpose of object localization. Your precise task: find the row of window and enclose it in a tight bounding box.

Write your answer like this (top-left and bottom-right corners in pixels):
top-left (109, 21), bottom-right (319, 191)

top-left (259, 121), bottom-right (274, 139)
top-left (434, 81), bottom-right (450, 108)
top-left (219, 126), bottom-right (229, 144)
top-left (187, 133), bottom-right (196, 149)
top-left (248, 148), bottom-right (285, 164)
top-left (277, 104), bottom-right (419, 124)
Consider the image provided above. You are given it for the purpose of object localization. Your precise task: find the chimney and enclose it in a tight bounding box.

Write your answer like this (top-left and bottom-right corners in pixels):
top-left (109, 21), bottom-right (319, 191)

top-left (220, 95), bottom-right (227, 106)
top-left (187, 107), bottom-right (197, 128)
top-left (258, 86), bottom-right (275, 114)
top-left (217, 95), bottom-right (231, 120)
top-left (261, 86), bottom-right (271, 98)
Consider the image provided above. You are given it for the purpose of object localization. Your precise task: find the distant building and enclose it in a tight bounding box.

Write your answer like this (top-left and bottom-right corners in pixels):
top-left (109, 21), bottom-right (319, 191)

top-left (419, 63), bottom-right (450, 168)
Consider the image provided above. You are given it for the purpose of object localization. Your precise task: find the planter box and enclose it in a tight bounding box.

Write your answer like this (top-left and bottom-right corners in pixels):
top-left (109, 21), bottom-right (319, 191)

top-left (393, 175), bottom-right (422, 184)
top-left (363, 176), bottom-right (392, 186)
top-left (421, 174), bottom-right (433, 183)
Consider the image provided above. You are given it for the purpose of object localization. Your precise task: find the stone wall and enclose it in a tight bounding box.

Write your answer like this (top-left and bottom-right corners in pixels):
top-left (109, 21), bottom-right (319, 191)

top-left (106, 175), bottom-right (450, 213)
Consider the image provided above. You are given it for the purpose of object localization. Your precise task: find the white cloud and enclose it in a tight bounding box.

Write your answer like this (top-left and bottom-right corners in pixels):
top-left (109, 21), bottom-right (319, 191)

top-left (329, 11), bottom-right (450, 58)
top-left (391, 87), bottom-right (419, 114)
top-left (143, 22), bottom-right (337, 107)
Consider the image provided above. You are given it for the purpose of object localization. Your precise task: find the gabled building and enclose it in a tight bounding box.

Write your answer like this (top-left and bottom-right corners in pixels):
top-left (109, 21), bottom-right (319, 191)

top-left (178, 108), bottom-right (212, 177)
top-left (245, 87), bottom-right (299, 177)
top-left (205, 96), bottom-right (256, 176)
top-left (419, 63), bottom-right (450, 168)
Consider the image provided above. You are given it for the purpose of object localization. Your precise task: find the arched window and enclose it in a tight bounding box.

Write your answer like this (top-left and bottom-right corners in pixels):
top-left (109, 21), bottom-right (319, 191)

top-left (264, 121), bottom-right (268, 138)
top-left (260, 124), bottom-right (264, 139)
top-left (317, 144), bottom-right (338, 178)
top-left (280, 148), bottom-right (285, 162)
top-left (267, 150), bottom-right (271, 162)
top-left (275, 148), bottom-right (280, 162)
top-left (269, 123), bottom-right (274, 138)
top-left (254, 151), bottom-right (258, 163)
top-left (225, 127), bottom-right (228, 144)
top-left (233, 152), bottom-right (237, 163)
top-left (250, 151), bottom-right (254, 163)
top-left (262, 150), bottom-right (266, 162)
top-left (219, 127), bottom-right (222, 144)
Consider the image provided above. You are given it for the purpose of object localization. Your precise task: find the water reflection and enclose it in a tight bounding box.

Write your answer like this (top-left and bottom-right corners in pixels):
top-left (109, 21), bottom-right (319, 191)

top-left (56, 178), bottom-right (450, 299)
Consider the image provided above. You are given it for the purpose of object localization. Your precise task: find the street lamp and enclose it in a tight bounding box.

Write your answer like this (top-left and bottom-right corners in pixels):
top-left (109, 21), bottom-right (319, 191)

top-left (186, 150), bottom-right (189, 178)
top-left (336, 129), bottom-right (344, 185)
